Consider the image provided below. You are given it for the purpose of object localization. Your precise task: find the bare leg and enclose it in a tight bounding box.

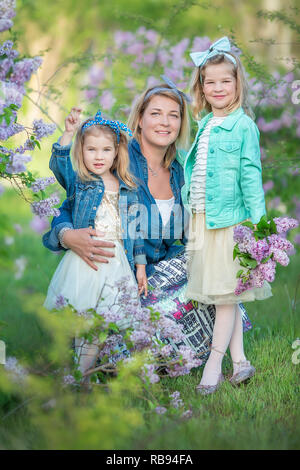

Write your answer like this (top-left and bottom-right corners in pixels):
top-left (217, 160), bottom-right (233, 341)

top-left (229, 306), bottom-right (247, 374)
top-left (199, 304), bottom-right (236, 387)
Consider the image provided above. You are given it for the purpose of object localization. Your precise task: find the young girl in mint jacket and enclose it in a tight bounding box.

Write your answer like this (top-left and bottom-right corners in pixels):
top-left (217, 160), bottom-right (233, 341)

top-left (181, 37), bottom-right (272, 395)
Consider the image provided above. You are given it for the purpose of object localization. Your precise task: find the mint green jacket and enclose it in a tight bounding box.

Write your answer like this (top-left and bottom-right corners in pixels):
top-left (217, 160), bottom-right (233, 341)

top-left (177, 107), bottom-right (266, 229)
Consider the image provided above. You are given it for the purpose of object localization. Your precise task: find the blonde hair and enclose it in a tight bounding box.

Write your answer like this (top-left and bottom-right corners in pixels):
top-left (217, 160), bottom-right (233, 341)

top-left (73, 121), bottom-right (136, 188)
top-left (190, 52), bottom-right (254, 120)
top-left (127, 84), bottom-right (190, 169)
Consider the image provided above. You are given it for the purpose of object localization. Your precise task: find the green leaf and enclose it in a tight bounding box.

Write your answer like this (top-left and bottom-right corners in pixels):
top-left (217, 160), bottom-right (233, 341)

top-left (236, 269), bottom-right (244, 278)
top-left (98, 331), bottom-right (108, 343)
top-left (242, 221), bottom-right (254, 229)
top-left (233, 244), bottom-right (240, 260)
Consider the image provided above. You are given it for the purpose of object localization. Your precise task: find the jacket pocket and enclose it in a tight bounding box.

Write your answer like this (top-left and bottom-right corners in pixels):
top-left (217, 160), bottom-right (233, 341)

top-left (219, 140), bottom-right (241, 170)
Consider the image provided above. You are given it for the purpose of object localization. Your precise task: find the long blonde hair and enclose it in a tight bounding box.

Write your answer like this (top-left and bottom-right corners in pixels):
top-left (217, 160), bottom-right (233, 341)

top-left (127, 84), bottom-right (190, 168)
top-left (190, 52), bottom-right (254, 120)
top-left (73, 121), bottom-right (136, 188)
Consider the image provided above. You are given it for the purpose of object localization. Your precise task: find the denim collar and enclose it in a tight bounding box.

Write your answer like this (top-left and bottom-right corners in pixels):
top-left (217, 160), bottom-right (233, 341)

top-left (197, 107), bottom-right (245, 132)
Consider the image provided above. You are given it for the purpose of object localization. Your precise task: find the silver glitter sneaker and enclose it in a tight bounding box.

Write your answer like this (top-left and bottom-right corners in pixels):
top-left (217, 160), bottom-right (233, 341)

top-left (196, 372), bottom-right (225, 396)
top-left (229, 360), bottom-right (256, 386)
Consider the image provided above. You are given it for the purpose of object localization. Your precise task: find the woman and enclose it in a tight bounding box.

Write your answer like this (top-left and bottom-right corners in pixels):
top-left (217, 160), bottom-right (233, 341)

top-left (43, 78), bottom-right (252, 362)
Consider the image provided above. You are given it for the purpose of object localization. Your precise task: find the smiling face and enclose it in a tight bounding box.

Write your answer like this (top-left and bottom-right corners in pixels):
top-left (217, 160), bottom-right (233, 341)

top-left (138, 94), bottom-right (182, 151)
top-left (202, 62), bottom-right (237, 116)
top-left (82, 130), bottom-right (117, 178)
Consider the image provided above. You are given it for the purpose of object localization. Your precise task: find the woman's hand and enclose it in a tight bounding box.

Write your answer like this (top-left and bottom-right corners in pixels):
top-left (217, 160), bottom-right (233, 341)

top-left (136, 264), bottom-right (148, 297)
top-left (60, 107), bottom-right (82, 146)
top-left (62, 228), bottom-right (115, 271)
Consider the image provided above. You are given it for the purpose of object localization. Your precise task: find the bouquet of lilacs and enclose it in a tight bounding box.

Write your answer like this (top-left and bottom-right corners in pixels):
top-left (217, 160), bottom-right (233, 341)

top-left (233, 215), bottom-right (299, 295)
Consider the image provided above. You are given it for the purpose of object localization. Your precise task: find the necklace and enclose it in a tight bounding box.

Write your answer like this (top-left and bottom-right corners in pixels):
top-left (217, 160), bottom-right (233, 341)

top-left (148, 162), bottom-right (163, 177)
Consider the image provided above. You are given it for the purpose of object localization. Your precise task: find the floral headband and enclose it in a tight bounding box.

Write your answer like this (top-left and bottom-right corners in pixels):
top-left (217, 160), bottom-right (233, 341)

top-left (82, 110), bottom-right (133, 143)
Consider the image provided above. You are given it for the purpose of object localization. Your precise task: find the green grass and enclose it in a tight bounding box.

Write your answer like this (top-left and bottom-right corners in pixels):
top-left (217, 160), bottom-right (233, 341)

top-left (0, 190), bottom-right (299, 450)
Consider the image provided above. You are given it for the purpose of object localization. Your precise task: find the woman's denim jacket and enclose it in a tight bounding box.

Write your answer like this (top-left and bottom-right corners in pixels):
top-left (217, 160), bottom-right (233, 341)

top-left (180, 107), bottom-right (266, 228)
top-left (43, 139), bottom-right (188, 277)
top-left (42, 141), bottom-right (146, 272)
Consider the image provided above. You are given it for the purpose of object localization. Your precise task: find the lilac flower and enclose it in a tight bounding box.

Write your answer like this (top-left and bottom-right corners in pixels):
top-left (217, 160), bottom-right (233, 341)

top-left (233, 224), bottom-right (252, 244)
top-left (63, 374), bottom-right (76, 385)
top-left (88, 65), bottom-right (105, 86)
top-left (270, 247), bottom-right (289, 266)
top-left (257, 259), bottom-right (276, 282)
top-left (5, 153), bottom-right (31, 173)
top-left (32, 119), bottom-right (56, 140)
top-left (267, 234), bottom-right (293, 252)
top-left (4, 356), bottom-right (28, 384)
top-left (55, 295), bottom-right (68, 310)
top-left (263, 180), bottom-right (274, 193)
top-left (85, 88), bottom-right (98, 101)
top-left (249, 238), bottom-right (270, 263)
top-left (143, 364), bottom-right (159, 384)
top-left (154, 406), bottom-right (167, 415)
top-left (274, 217), bottom-right (299, 234)
top-left (0, 122), bottom-right (24, 140)
top-left (10, 57), bottom-right (43, 86)
top-left (30, 176), bottom-right (56, 193)
top-left (99, 90), bottom-right (115, 110)
top-left (31, 195), bottom-right (60, 218)
top-left (181, 409), bottom-right (193, 420)
top-left (30, 215), bottom-right (49, 234)
top-left (0, 18), bottom-right (13, 32)
top-left (170, 391), bottom-right (184, 408)
top-left (191, 36), bottom-right (211, 52)
top-left (0, 40), bottom-right (18, 59)
top-left (145, 30), bottom-right (158, 45)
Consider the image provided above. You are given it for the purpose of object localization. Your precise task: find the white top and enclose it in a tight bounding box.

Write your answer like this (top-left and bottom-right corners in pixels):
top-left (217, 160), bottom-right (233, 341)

top-left (189, 115), bottom-right (225, 212)
top-left (154, 196), bottom-right (175, 226)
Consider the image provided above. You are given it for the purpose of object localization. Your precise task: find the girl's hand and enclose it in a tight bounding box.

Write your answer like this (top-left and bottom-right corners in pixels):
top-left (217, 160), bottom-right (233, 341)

top-left (61, 227), bottom-right (115, 271)
top-left (136, 264), bottom-right (148, 297)
top-left (60, 107), bottom-right (82, 145)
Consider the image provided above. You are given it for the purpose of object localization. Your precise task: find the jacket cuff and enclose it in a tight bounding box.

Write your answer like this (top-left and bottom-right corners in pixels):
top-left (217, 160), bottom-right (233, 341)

top-left (134, 254), bottom-right (147, 265)
top-left (52, 138), bottom-right (72, 157)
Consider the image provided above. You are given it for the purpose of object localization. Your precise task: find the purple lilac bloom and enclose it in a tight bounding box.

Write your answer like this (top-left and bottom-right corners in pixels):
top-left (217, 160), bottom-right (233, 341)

top-left (5, 153), bottom-right (31, 173)
top-left (4, 356), bottom-right (28, 384)
top-left (143, 364), bottom-right (159, 384)
top-left (32, 119), bottom-right (56, 140)
top-left (170, 391), bottom-right (184, 409)
top-left (191, 36), bottom-right (211, 52)
top-left (0, 18), bottom-right (13, 32)
top-left (31, 195), bottom-right (60, 218)
top-left (88, 65), bottom-right (105, 86)
top-left (30, 176), bottom-right (56, 193)
top-left (30, 215), bottom-right (50, 234)
top-left (55, 295), bottom-right (68, 310)
top-left (0, 121), bottom-right (24, 140)
top-left (154, 406), bottom-right (167, 415)
top-left (257, 259), bottom-right (276, 282)
top-left (99, 90), bottom-right (115, 110)
top-left (274, 217), bottom-right (299, 234)
top-left (63, 374), bottom-right (76, 385)
top-left (10, 57), bottom-right (43, 86)
top-left (270, 248), bottom-right (289, 266)
top-left (263, 180), bottom-right (274, 193)
top-left (267, 234), bottom-right (293, 252)
top-left (233, 224), bottom-right (252, 244)
top-left (249, 238), bottom-right (270, 263)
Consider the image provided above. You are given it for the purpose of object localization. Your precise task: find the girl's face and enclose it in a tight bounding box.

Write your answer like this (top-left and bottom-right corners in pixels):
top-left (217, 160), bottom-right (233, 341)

top-left (82, 131), bottom-right (117, 178)
top-left (139, 94), bottom-right (181, 150)
top-left (202, 62), bottom-right (237, 116)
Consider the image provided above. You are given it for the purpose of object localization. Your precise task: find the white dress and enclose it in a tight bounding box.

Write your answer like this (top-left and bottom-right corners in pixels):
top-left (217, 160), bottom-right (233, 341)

top-left (44, 190), bottom-right (140, 325)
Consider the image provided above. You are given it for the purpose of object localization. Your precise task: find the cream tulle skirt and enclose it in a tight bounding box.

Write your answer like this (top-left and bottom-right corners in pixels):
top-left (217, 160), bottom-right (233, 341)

top-left (44, 238), bottom-right (139, 328)
top-left (185, 213), bottom-right (272, 305)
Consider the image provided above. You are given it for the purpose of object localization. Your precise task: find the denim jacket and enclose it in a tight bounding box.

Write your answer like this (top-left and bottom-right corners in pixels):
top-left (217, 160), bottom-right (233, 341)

top-left (181, 107), bottom-right (266, 228)
top-left (43, 139), bottom-right (188, 277)
top-left (42, 141), bottom-right (146, 272)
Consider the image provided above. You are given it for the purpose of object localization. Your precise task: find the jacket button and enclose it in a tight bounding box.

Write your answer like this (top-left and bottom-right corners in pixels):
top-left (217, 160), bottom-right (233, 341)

top-left (208, 195), bottom-right (213, 201)
top-left (125, 249), bottom-right (128, 254)
top-left (214, 128), bottom-right (219, 133)
top-left (208, 172), bottom-right (213, 177)
top-left (210, 148), bottom-right (214, 153)
top-left (93, 206), bottom-right (97, 210)
top-left (99, 189), bottom-right (102, 193)
top-left (209, 222), bottom-right (215, 227)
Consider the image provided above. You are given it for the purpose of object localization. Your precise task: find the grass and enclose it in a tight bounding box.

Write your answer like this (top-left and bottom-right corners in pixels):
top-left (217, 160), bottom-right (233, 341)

top-left (0, 190), bottom-right (299, 450)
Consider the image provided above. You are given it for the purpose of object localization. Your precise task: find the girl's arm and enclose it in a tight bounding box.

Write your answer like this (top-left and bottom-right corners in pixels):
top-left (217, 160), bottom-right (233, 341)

top-left (49, 107), bottom-right (82, 195)
top-left (240, 121), bottom-right (266, 224)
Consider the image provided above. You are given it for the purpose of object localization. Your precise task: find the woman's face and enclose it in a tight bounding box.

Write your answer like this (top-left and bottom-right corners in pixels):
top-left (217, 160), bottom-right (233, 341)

top-left (138, 94), bottom-right (181, 150)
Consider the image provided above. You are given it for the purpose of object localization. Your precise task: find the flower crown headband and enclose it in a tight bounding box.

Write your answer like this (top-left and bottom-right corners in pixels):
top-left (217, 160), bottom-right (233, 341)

top-left (190, 36), bottom-right (237, 83)
top-left (82, 110), bottom-right (133, 143)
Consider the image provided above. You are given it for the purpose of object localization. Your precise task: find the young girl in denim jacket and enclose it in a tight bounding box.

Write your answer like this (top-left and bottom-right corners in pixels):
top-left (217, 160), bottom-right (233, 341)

top-left (182, 37), bottom-right (272, 394)
top-left (44, 107), bottom-right (147, 378)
